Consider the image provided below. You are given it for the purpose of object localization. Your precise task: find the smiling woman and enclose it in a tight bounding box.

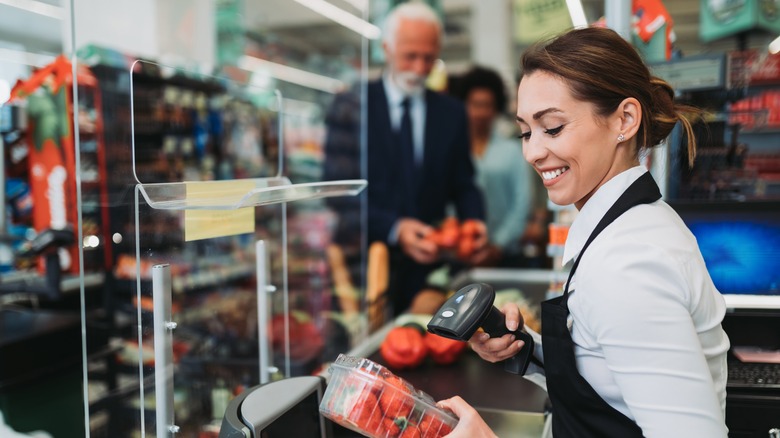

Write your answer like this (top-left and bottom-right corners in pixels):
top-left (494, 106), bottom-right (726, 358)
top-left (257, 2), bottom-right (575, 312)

top-left (439, 27), bottom-right (731, 438)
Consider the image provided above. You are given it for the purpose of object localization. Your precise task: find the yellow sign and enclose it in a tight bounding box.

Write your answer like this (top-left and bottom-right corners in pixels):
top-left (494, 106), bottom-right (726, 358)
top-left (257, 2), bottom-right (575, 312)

top-left (514, 0), bottom-right (573, 44)
top-left (184, 180), bottom-right (255, 241)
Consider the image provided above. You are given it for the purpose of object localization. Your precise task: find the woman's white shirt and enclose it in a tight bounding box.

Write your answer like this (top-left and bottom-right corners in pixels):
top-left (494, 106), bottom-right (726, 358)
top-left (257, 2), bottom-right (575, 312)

top-left (544, 166), bottom-right (730, 437)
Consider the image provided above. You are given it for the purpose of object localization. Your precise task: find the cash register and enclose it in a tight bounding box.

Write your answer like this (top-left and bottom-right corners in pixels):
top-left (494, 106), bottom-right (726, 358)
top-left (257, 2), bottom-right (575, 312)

top-left (219, 376), bottom-right (334, 438)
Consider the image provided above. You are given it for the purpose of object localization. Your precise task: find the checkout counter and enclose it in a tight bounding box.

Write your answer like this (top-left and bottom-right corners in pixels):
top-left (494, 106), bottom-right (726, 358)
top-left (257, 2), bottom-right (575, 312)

top-left (221, 268), bottom-right (780, 438)
top-left (0, 308), bottom-right (85, 437)
top-left (0, 227), bottom-right (101, 437)
top-left (221, 269), bottom-right (556, 438)
top-left (364, 346), bottom-right (548, 436)
top-left (219, 333), bottom-right (549, 438)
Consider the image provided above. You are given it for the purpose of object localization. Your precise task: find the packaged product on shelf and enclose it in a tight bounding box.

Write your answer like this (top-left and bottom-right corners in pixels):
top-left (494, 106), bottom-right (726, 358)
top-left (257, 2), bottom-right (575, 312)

top-left (320, 354), bottom-right (458, 438)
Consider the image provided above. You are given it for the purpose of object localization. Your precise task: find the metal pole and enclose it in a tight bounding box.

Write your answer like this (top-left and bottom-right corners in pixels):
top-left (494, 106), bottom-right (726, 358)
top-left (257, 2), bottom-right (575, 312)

top-left (256, 240), bottom-right (273, 384)
top-left (152, 264), bottom-right (178, 437)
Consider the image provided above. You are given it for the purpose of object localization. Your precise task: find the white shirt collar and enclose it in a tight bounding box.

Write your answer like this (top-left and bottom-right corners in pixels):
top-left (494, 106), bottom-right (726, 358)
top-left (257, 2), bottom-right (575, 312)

top-left (383, 73), bottom-right (404, 107)
top-left (383, 73), bottom-right (424, 107)
top-left (562, 165), bottom-right (650, 268)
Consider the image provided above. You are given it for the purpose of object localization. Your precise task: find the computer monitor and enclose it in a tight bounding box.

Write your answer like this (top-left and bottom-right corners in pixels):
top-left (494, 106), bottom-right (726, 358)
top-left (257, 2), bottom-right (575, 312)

top-left (670, 201), bottom-right (780, 310)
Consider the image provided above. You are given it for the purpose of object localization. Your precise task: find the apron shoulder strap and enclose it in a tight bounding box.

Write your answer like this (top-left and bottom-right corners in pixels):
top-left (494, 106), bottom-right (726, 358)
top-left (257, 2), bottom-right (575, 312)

top-left (563, 172), bottom-right (661, 296)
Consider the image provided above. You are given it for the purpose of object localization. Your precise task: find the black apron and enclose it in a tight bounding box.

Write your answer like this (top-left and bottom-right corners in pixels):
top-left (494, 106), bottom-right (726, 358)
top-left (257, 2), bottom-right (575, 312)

top-left (541, 172), bottom-right (661, 438)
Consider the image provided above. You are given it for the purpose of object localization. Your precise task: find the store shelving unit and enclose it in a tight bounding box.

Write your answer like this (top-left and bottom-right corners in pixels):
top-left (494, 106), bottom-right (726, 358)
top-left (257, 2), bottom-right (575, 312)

top-left (670, 49), bottom-right (780, 202)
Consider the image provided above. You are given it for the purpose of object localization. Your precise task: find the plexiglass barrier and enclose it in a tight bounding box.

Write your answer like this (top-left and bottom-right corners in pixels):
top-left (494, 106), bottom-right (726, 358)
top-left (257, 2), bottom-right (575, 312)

top-left (128, 59), bottom-right (365, 436)
top-left (0, 3), bottom-right (96, 437)
top-left (71, 2), bottom-right (369, 436)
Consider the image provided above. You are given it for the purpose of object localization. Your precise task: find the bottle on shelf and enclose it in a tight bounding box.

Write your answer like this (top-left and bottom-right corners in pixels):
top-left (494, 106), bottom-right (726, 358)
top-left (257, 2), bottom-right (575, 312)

top-left (545, 200), bottom-right (577, 300)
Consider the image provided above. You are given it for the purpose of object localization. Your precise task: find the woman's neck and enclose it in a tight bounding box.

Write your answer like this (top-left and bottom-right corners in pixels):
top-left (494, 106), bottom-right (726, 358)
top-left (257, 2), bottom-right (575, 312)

top-left (471, 129), bottom-right (490, 157)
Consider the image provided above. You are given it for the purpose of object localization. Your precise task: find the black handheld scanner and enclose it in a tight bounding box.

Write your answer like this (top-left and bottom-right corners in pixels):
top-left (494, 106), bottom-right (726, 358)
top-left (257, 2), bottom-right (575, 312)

top-left (427, 283), bottom-right (535, 375)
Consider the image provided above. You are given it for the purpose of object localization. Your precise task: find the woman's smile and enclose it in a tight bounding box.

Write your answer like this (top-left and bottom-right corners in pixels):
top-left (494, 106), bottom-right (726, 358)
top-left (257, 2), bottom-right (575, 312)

top-left (541, 166), bottom-right (570, 183)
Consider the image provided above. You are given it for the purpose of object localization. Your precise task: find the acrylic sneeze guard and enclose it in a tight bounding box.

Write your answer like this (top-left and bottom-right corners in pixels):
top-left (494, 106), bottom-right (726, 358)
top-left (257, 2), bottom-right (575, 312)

top-left (129, 61), bottom-right (364, 437)
top-left (73, 4), bottom-right (370, 433)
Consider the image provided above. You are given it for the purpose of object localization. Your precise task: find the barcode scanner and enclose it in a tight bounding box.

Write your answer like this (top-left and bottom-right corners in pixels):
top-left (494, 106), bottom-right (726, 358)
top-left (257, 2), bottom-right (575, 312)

top-left (427, 283), bottom-right (535, 375)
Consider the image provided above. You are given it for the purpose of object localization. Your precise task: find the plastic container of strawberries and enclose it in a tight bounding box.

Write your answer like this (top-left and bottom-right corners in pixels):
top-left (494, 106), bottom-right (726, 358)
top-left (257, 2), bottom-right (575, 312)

top-left (319, 354), bottom-right (458, 438)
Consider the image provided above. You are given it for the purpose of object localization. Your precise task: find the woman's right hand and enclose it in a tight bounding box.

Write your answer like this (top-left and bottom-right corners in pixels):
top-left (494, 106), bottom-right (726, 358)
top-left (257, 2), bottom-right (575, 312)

top-left (468, 302), bottom-right (526, 362)
top-left (438, 396), bottom-right (497, 438)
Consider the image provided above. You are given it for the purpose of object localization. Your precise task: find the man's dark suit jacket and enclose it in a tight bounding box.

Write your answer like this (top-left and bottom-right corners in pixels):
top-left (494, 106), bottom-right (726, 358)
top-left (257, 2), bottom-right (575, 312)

top-left (323, 79), bottom-right (485, 313)
top-left (366, 79), bottom-right (485, 312)
top-left (367, 79), bottom-right (484, 243)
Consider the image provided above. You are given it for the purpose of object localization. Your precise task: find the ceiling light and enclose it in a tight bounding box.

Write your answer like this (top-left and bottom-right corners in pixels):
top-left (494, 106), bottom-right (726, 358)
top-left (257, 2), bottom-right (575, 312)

top-left (0, 0), bottom-right (64, 19)
top-left (238, 55), bottom-right (345, 94)
top-left (293, 0), bottom-right (380, 40)
top-left (566, 0), bottom-right (588, 28)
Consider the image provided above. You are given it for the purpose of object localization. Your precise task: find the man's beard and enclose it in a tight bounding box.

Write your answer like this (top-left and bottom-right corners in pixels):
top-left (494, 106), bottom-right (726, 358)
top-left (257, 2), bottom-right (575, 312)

top-left (392, 70), bottom-right (426, 96)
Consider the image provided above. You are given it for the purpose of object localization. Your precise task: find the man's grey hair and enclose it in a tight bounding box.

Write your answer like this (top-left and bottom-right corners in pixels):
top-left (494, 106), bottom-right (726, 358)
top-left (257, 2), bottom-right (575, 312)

top-left (382, 2), bottom-right (443, 50)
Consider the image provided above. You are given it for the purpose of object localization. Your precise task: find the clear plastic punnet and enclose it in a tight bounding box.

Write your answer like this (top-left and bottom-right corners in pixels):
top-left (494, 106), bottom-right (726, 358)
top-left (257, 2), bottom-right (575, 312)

top-left (320, 354), bottom-right (458, 438)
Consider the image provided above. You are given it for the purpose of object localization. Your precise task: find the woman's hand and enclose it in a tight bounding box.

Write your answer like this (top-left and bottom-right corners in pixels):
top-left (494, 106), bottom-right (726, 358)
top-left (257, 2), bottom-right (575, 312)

top-left (469, 302), bottom-right (526, 362)
top-left (438, 396), bottom-right (497, 438)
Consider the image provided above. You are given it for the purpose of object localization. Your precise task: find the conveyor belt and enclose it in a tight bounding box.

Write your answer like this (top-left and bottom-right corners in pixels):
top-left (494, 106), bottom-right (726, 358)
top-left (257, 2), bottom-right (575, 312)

top-left (367, 349), bottom-right (548, 414)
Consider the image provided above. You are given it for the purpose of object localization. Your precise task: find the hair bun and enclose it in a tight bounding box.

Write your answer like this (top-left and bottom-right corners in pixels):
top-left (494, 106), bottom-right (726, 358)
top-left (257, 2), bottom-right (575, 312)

top-left (650, 77), bottom-right (675, 101)
top-left (647, 77), bottom-right (679, 146)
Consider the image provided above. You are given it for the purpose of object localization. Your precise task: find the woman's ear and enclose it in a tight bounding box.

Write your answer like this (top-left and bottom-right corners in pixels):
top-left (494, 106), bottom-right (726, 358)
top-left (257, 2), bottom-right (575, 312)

top-left (617, 97), bottom-right (641, 140)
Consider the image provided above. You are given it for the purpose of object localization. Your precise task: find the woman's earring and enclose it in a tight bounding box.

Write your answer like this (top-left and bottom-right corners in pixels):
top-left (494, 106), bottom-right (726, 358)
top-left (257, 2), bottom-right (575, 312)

top-left (617, 133), bottom-right (625, 142)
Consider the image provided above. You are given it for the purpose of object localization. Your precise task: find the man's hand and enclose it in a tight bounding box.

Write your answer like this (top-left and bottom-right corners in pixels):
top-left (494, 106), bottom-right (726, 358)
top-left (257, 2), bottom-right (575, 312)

top-left (471, 219), bottom-right (488, 249)
top-left (463, 220), bottom-right (490, 265)
top-left (397, 218), bottom-right (439, 264)
top-left (469, 243), bottom-right (502, 267)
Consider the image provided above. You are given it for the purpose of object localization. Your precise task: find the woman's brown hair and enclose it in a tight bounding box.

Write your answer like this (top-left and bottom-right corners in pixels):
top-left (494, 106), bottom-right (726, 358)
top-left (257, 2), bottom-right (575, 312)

top-left (520, 26), bottom-right (700, 166)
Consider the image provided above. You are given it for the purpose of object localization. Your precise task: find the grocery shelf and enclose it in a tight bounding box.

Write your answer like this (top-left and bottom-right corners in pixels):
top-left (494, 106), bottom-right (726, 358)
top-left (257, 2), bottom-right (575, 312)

top-left (0, 271), bottom-right (104, 295)
top-left (114, 260), bottom-right (256, 296)
top-left (171, 262), bottom-right (255, 293)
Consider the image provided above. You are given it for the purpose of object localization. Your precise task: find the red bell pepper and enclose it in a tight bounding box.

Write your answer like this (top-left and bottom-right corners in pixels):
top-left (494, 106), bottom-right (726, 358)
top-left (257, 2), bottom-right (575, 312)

top-left (438, 217), bottom-right (460, 249)
top-left (380, 325), bottom-right (428, 370)
top-left (456, 219), bottom-right (481, 260)
top-left (460, 219), bottom-right (480, 238)
top-left (425, 333), bottom-right (468, 365)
